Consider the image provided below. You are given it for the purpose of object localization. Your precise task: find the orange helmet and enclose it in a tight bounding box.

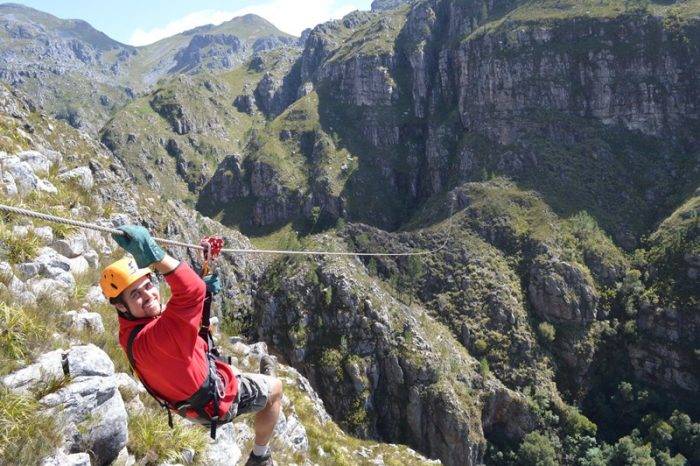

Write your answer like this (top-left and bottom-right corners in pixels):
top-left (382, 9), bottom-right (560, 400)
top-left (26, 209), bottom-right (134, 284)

top-left (100, 257), bottom-right (152, 299)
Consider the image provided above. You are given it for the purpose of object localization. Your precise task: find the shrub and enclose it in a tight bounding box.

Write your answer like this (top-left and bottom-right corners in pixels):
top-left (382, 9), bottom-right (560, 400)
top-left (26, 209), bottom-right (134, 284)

top-left (538, 322), bottom-right (556, 343)
top-left (517, 432), bottom-right (558, 466)
top-left (479, 358), bottom-right (490, 378)
top-left (0, 229), bottom-right (40, 264)
top-left (473, 338), bottom-right (488, 355)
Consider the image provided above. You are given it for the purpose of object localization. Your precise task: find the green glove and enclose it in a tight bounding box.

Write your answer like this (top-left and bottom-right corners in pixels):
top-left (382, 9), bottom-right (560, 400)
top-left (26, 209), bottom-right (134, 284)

top-left (203, 273), bottom-right (221, 295)
top-left (113, 225), bottom-right (165, 268)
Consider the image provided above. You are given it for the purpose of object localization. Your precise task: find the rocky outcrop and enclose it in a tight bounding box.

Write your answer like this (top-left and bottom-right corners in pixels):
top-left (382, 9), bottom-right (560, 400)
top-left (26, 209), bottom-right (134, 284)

top-left (255, 247), bottom-right (536, 465)
top-left (630, 304), bottom-right (700, 395)
top-left (528, 255), bottom-right (600, 324)
top-left (171, 34), bottom-right (243, 73)
top-left (2, 345), bottom-right (129, 466)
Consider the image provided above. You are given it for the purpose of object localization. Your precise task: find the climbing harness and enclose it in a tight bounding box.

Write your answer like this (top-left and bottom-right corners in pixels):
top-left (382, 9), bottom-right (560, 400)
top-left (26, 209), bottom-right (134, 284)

top-left (126, 236), bottom-right (229, 439)
top-left (126, 322), bottom-right (226, 439)
top-left (0, 203), bottom-right (450, 257)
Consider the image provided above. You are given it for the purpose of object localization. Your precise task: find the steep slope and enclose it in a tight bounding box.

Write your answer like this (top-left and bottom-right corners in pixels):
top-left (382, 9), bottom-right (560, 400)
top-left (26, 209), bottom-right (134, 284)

top-left (129, 14), bottom-right (298, 86)
top-left (101, 49), bottom-right (298, 201)
top-left (0, 5), bottom-right (299, 133)
top-left (210, 0), bottom-right (699, 245)
top-left (0, 83), bottom-right (441, 465)
top-left (0, 3), bottom-right (136, 132)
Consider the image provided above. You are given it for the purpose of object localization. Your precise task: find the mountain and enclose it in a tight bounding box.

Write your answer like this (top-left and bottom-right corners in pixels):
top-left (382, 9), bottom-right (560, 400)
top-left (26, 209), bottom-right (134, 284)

top-left (1, 1), bottom-right (699, 465)
top-left (0, 4), bottom-right (299, 132)
top-left (0, 2), bottom-right (137, 132)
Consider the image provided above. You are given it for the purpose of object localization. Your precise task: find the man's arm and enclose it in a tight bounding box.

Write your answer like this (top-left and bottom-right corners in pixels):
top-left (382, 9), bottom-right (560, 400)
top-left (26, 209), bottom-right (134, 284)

top-left (152, 254), bottom-right (180, 275)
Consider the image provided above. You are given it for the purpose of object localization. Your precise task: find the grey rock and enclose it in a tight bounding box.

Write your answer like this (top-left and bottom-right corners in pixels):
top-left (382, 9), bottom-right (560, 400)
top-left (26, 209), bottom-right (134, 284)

top-left (1, 349), bottom-right (65, 395)
top-left (41, 450), bottom-right (91, 466)
top-left (274, 410), bottom-right (309, 452)
top-left (85, 285), bottom-right (107, 304)
top-left (66, 344), bottom-right (114, 377)
top-left (33, 226), bottom-right (54, 242)
top-left (83, 249), bottom-right (99, 268)
top-left (0, 171), bottom-right (18, 196)
top-left (1, 156), bottom-right (39, 194)
top-left (58, 166), bottom-right (94, 190)
top-left (15, 260), bottom-right (41, 280)
top-left (205, 421), bottom-right (248, 466)
top-left (40, 374), bottom-right (127, 466)
top-left (18, 149), bottom-right (52, 175)
top-left (36, 178), bottom-right (58, 194)
top-left (528, 255), bottom-right (599, 324)
top-left (65, 310), bottom-right (105, 334)
top-left (67, 255), bottom-right (90, 276)
top-left (52, 234), bottom-right (89, 258)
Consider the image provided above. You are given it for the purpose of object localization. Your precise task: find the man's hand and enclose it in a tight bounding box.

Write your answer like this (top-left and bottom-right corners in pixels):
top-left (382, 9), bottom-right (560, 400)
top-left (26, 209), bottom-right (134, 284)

top-left (112, 225), bottom-right (166, 268)
top-left (203, 273), bottom-right (221, 295)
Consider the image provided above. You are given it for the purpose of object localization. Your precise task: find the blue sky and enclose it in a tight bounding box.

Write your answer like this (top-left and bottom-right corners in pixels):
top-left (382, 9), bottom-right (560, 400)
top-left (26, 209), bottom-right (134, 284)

top-left (9, 0), bottom-right (373, 45)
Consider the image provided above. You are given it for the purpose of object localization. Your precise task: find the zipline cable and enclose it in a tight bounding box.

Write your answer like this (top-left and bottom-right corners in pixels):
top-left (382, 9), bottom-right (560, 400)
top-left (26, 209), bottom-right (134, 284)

top-left (0, 203), bottom-right (453, 257)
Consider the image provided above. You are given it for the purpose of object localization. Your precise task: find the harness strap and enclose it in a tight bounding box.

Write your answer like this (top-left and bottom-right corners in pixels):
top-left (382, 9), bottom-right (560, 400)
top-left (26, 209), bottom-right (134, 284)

top-left (127, 323), bottom-right (224, 439)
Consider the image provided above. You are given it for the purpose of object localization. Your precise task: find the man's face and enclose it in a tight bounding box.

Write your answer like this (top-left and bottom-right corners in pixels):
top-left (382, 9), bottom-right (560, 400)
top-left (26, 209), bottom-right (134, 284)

top-left (118, 275), bottom-right (162, 319)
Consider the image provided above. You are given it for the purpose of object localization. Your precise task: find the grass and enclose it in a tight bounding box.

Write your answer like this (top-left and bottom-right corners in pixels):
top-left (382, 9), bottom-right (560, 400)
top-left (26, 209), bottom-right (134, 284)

top-left (0, 387), bottom-right (63, 465)
top-left (127, 411), bottom-right (209, 465)
top-left (0, 227), bottom-right (40, 264)
top-left (464, 0), bottom-right (700, 41)
top-left (0, 302), bottom-right (51, 374)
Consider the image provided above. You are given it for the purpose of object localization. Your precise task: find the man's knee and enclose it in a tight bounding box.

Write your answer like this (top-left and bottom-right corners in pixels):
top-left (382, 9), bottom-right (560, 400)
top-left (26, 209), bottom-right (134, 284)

top-left (270, 377), bottom-right (283, 402)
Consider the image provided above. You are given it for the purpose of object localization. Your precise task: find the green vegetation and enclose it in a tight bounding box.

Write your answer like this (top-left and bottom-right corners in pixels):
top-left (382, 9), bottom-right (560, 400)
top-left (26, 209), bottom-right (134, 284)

top-left (0, 302), bottom-right (50, 372)
top-left (0, 387), bottom-right (63, 465)
top-left (127, 411), bottom-right (209, 464)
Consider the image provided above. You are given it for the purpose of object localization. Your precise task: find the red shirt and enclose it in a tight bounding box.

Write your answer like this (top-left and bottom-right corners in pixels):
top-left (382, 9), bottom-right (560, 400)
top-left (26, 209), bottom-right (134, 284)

top-left (118, 262), bottom-right (237, 417)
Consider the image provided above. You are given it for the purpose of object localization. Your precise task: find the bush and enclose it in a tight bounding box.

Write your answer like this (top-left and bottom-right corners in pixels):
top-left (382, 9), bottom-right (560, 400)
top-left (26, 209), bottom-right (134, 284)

top-left (0, 228), bottom-right (40, 264)
top-left (473, 338), bottom-right (489, 355)
top-left (538, 322), bottom-right (556, 343)
top-left (517, 432), bottom-right (558, 466)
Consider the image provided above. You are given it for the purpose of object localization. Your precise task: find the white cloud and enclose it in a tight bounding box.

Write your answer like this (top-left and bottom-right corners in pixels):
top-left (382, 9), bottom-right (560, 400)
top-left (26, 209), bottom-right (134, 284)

top-left (128, 0), bottom-right (363, 46)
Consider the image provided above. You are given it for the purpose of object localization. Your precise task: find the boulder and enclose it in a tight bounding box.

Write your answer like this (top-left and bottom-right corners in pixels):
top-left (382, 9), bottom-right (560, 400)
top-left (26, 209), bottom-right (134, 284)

top-left (33, 226), bottom-right (54, 243)
top-left (205, 422), bottom-right (251, 466)
top-left (40, 375), bottom-right (127, 466)
top-left (0, 171), bottom-right (18, 196)
top-left (83, 249), bottom-right (99, 269)
top-left (41, 450), bottom-right (91, 466)
top-left (273, 409), bottom-right (309, 452)
top-left (15, 261), bottom-right (41, 280)
top-left (66, 344), bottom-right (114, 377)
top-left (85, 285), bottom-right (108, 304)
top-left (65, 311), bottom-right (105, 334)
top-left (52, 234), bottom-right (89, 258)
top-left (2, 156), bottom-right (39, 194)
top-left (67, 255), bottom-right (90, 275)
top-left (1, 349), bottom-right (65, 395)
top-left (58, 166), bottom-right (94, 190)
top-left (528, 255), bottom-right (599, 324)
top-left (0, 261), bottom-right (13, 282)
top-left (41, 149), bottom-right (63, 166)
top-left (36, 178), bottom-right (58, 194)
top-left (18, 150), bottom-right (52, 175)
top-left (40, 345), bottom-right (127, 466)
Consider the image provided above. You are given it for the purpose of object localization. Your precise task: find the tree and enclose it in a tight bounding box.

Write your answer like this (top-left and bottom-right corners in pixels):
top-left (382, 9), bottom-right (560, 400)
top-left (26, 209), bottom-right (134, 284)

top-left (517, 432), bottom-right (558, 466)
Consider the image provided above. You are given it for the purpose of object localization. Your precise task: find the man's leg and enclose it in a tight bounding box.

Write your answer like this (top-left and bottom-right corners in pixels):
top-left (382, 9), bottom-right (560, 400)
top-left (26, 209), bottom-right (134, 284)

top-left (253, 377), bottom-right (283, 446)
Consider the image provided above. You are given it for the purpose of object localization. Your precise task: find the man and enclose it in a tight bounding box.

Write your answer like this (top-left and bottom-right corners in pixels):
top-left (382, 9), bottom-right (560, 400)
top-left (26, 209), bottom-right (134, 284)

top-left (100, 225), bottom-right (281, 466)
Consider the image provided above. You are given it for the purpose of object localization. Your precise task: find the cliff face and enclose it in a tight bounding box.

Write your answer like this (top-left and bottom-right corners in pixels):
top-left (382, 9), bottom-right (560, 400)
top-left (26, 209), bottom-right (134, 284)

top-left (220, 1), bottom-right (698, 240)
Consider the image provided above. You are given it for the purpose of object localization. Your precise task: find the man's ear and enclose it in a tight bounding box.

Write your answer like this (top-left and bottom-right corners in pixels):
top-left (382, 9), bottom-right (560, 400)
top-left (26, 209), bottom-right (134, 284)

top-left (114, 302), bottom-right (128, 313)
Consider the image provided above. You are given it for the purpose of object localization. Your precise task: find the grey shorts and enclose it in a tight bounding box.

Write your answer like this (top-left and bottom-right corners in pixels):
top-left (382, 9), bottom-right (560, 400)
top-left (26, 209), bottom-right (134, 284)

top-left (229, 372), bottom-right (274, 418)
